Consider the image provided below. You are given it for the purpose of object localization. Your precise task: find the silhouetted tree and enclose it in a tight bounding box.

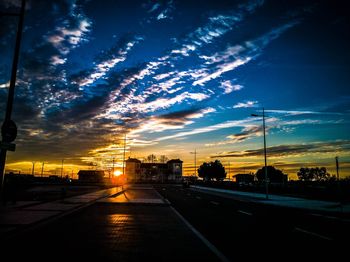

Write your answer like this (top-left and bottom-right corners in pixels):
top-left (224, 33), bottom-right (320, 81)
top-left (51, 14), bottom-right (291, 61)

top-left (198, 160), bottom-right (226, 181)
top-left (256, 166), bottom-right (286, 183)
top-left (146, 154), bottom-right (157, 163)
top-left (297, 167), bottom-right (330, 182)
top-left (159, 155), bottom-right (169, 163)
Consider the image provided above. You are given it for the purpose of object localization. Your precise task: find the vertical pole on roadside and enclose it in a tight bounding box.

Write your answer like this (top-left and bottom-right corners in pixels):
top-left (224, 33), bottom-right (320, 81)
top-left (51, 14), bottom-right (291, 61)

top-left (0, 0), bottom-right (26, 197)
top-left (41, 162), bottom-right (45, 177)
top-left (262, 108), bottom-right (268, 200)
top-left (336, 156), bottom-right (343, 213)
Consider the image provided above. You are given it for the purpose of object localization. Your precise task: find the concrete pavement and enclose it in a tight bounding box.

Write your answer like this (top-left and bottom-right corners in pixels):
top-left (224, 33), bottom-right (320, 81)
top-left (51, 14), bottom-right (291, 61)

top-left (191, 185), bottom-right (350, 215)
top-left (0, 185), bottom-right (125, 237)
top-left (1, 184), bottom-right (225, 261)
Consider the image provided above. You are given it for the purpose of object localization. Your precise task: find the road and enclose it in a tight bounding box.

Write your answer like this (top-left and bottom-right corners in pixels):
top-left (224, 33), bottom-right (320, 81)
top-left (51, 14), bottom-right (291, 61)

top-left (154, 184), bottom-right (350, 259)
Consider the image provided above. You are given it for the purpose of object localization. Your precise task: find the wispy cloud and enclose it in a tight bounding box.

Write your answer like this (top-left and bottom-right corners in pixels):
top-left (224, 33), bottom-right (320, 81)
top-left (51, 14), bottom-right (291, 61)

top-left (211, 140), bottom-right (350, 158)
top-left (0, 81), bottom-right (9, 89)
top-left (156, 118), bottom-right (254, 141)
top-left (156, 113), bottom-right (343, 143)
top-left (148, 3), bottom-right (160, 13)
top-left (46, 17), bottom-right (91, 61)
top-left (233, 100), bottom-right (258, 108)
top-left (220, 81), bottom-right (243, 94)
top-left (130, 107), bottom-right (215, 135)
top-left (145, 0), bottom-right (175, 21)
top-left (169, 0), bottom-right (264, 58)
top-left (205, 125), bottom-right (263, 146)
top-left (193, 57), bottom-right (251, 86)
top-left (72, 37), bottom-right (142, 87)
top-left (264, 109), bottom-right (343, 116)
top-left (194, 21), bottom-right (299, 87)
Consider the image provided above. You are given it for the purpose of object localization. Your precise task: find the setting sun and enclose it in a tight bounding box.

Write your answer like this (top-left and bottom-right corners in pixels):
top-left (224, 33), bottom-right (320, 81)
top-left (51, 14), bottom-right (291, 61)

top-left (113, 170), bottom-right (122, 177)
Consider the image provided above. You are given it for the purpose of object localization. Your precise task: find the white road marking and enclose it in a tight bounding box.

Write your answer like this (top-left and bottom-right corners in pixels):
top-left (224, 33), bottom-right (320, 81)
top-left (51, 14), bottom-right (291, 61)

top-left (210, 201), bottom-right (219, 205)
top-left (294, 227), bottom-right (332, 241)
top-left (310, 213), bottom-right (350, 223)
top-left (237, 210), bottom-right (253, 216)
top-left (170, 206), bottom-right (230, 262)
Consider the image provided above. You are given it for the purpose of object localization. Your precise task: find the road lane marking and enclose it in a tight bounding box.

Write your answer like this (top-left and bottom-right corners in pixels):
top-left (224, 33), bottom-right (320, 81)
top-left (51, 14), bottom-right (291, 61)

top-left (170, 206), bottom-right (230, 262)
top-left (210, 201), bottom-right (219, 205)
top-left (237, 210), bottom-right (252, 216)
top-left (294, 227), bottom-right (332, 241)
top-left (310, 213), bottom-right (350, 223)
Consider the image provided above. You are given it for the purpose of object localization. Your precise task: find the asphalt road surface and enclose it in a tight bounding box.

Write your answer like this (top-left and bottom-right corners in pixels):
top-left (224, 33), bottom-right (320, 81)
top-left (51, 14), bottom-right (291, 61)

top-left (154, 184), bottom-right (350, 259)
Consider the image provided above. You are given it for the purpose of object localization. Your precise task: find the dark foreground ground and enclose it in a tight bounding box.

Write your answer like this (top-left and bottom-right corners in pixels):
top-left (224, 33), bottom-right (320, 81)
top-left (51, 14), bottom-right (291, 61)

top-left (1, 184), bottom-right (349, 261)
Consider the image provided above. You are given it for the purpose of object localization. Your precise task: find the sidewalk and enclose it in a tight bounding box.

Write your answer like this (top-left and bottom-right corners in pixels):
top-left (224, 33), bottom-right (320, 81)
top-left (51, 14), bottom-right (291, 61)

top-left (191, 185), bottom-right (350, 214)
top-left (1, 184), bottom-right (224, 262)
top-left (0, 185), bottom-right (125, 238)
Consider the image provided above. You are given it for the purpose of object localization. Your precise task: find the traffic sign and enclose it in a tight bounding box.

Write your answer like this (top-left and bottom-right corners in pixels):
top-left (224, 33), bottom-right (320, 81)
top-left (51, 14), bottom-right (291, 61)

top-left (1, 119), bottom-right (17, 142)
top-left (0, 141), bottom-right (16, 151)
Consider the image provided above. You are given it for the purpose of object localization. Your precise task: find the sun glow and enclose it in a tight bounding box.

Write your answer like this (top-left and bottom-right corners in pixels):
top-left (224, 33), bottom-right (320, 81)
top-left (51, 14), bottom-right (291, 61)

top-left (114, 170), bottom-right (122, 177)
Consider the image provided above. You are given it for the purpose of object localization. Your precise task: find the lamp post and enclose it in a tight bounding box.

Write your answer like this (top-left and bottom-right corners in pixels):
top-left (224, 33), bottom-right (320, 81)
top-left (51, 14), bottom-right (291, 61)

top-left (190, 149), bottom-right (197, 176)
top-left (251, 108), bottom-right (269, 200)
top-left (0, 0), bottom-right (26, 194)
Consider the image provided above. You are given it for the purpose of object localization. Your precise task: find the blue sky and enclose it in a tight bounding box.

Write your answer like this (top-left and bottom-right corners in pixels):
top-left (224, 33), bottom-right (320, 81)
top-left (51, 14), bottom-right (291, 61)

top-left (1, 0), bottom-right (349, 178)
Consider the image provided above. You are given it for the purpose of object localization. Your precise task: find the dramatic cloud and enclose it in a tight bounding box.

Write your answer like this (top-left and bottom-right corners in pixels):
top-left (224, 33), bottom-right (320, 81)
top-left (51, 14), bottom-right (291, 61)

top-left (71, 36), bottom-right (142, 87)
top-left (1, 0), bottom-right (348, 174)
top-left (211, 140), bottom-right (350, 158)
top-left (156, 118), bottom-right (255, 141)
top-left (205, 125), bottom-right (263, 146)
top-left (46, 17), bottom-right (91, 61)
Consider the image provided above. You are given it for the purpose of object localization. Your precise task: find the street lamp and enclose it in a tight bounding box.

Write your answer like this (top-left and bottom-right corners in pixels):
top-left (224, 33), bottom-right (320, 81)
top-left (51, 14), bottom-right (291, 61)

top-left (190, 149), bottom-right (197, 176)
top-left (251, 107), bottom-right (269, 200)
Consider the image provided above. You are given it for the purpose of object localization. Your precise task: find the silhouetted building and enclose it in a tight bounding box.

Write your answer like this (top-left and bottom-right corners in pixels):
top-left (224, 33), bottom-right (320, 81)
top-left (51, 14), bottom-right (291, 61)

top-left (78, 170), bottom-right (105, 182)
top-left (125, 158), bottom-right (141, 181)
top-left (125, 157), bottom-right (183, 182)
top-left (233, 173), bottom-right (255, 185)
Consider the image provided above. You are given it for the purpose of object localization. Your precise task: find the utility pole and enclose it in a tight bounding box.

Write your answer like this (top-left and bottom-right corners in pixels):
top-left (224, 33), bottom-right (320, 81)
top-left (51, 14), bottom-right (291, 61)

top-left (336, 156), bottom-right (342, 212)
top-left (41, 162), bottom-right (45, 177)
top-left (31, 161), bottom-right (36, 176)
top-left (0, 0), bottom-right (26, 195)
top-left (122, 134), bottom-right (126, 175)
top-left (112, 157), bottom-right (115, 179)
top-left (262, 108), bottom-right (268, 199)
top-left (190, 149), bottom-right (197, 176)
top-left (227, 162), bottom-right (230, 181)
top-left (336, 156), bottom-right (339, 181)
top-left (61, 159), bottom-right (64, 178)
top-left (251, 108), bottom-right (269, 199)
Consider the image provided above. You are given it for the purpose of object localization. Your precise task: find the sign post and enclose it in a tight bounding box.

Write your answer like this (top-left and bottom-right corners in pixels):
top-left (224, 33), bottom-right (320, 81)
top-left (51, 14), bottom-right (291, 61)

top-left (0, 0), bottom-right (26, 195)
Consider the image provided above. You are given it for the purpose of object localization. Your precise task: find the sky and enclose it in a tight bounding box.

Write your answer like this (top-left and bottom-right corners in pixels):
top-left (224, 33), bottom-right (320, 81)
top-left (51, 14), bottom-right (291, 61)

top-left (1, 0), bottom-right (349, 179)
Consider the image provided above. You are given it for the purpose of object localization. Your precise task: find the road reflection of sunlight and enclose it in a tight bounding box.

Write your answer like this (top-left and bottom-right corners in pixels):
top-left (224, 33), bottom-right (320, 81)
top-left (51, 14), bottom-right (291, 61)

top-left (105, 214), bottom-right (136, 248)
top-left (108, 214), bottom-right (133, 226)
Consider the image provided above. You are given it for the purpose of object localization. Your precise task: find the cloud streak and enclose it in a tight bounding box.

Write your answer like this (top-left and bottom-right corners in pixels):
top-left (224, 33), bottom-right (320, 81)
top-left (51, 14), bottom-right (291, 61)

top-left (233, 100), bottom-right (258, 108)
top-left (211, 140), bottom-right (350, 158)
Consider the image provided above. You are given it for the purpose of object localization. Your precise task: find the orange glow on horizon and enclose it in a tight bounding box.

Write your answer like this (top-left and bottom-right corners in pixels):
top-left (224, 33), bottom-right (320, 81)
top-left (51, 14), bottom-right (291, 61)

top-left (113, 170), bottom-right (122, 177)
